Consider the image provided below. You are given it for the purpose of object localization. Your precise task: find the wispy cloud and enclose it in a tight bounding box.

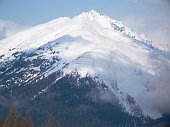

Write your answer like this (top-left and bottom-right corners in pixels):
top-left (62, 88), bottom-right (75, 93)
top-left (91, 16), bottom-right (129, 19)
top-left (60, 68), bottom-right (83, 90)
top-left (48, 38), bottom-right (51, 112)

top-left (123, 0), bottom-right (170, 116)
top-left (142, 67), bottom-right (170, 115)
top-left (0, 19), bottom-right (29, 40)
top-left (123, 0), bottom-right (170, 50)
top-left (148, 27), bottom-right (170, 48)
top-left (122, 15), bottom-right (145, 33)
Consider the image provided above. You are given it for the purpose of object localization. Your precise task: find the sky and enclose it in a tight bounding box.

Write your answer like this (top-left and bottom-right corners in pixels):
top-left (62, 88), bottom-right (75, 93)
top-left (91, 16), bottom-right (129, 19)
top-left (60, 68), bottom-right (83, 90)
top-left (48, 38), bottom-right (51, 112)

top-left (0, 0), bottom-right (154, 25)
top-left (0, 0), bottom-right (170, 49)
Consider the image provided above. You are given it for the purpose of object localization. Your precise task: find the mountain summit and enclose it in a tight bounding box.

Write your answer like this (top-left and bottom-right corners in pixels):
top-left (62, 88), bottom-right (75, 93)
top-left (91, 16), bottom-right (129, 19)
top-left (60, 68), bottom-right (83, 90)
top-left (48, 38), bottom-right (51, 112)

top-left (0, 11), bottom-right (170, 126)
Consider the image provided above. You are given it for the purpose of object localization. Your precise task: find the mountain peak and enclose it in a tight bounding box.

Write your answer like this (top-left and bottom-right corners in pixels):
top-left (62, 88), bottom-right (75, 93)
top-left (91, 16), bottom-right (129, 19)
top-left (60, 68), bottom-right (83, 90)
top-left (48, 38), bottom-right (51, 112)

top-left (85, 10), bottom-right (100, 15)
top-left (75, 10), bottom-right (118, 31)
top-left (0, 10), bottom-right (169, 120)
top-left (80, 10), bottom-right (102, 16)
top-left (76, 10), bottom-right (106, 20)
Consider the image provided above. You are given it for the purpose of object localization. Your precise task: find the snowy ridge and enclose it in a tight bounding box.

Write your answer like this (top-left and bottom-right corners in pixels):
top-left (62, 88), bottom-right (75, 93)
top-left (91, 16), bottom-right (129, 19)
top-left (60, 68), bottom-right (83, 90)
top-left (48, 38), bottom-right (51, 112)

top-left (0, 10), bottom-right (170, 119)
top-left (76, 10), bottom-right (169, 51)
top-left (0, 10), bottom-right (168, 60)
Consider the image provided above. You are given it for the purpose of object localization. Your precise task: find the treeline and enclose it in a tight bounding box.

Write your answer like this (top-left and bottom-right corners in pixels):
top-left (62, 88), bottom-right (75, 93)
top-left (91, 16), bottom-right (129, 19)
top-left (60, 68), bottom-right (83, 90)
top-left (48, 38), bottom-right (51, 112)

top-left (0, 107), bottom-right (57, 127)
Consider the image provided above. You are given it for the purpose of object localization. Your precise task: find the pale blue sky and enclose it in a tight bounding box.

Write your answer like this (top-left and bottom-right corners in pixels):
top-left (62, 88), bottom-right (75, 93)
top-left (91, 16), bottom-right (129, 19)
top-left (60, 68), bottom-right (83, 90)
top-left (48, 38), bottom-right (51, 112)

top-left (0, 0), bottom-right (170, 48)
top-left (0, 0), bottom-right (160, 25)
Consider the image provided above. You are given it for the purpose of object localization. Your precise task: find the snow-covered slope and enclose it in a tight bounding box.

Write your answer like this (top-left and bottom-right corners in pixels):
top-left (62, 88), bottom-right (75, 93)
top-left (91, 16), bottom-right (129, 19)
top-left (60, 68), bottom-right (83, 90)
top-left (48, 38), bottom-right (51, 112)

top-left (0, 10), bottom-right (170, 119)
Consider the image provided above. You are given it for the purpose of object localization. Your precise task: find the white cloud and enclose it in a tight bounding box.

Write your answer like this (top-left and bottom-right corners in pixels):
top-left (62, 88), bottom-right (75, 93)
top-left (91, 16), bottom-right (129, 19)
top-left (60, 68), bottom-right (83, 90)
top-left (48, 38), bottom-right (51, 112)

top-left (122, 14), bottom-right (170, 50)
top-left (147, 27), bottom-right (170, 49)
top-left (122, 0), bottom-right (170, 50)
top-left (142, 67), bottom-right (170, 115)
top-left (122, 0), bottom-right (170, 115)
top-left (122, 15), bottom-right (145, 33)
top-left (0, 19), bottom-right (29, 40)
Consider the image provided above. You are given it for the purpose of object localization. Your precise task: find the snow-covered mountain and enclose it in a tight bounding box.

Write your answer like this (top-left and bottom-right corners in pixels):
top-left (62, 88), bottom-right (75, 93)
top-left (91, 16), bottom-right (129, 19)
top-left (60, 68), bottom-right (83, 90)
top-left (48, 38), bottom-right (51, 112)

top-left (0, 10), bottom-right (170, 121)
